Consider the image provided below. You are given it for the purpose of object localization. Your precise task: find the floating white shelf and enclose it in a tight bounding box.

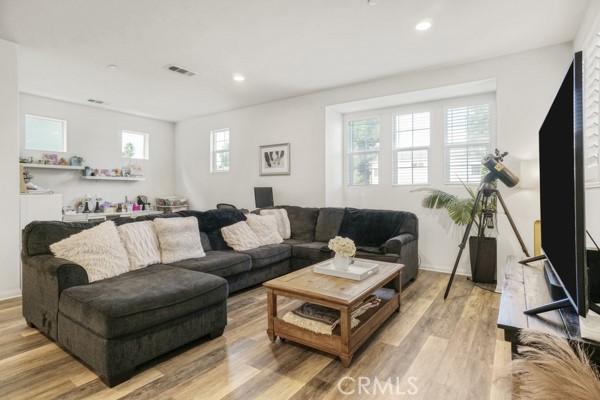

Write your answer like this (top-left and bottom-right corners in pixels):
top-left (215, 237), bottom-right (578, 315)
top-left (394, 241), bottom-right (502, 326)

top-left (21, 163), bottom-right (85, 170)
top-left (80, 176), bottom-right (146, 182)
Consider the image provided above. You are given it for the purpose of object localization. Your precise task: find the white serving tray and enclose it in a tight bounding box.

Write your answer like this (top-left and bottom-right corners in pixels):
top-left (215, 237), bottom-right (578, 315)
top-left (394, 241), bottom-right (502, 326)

top-left (313, 259), bottom-right (379, 281)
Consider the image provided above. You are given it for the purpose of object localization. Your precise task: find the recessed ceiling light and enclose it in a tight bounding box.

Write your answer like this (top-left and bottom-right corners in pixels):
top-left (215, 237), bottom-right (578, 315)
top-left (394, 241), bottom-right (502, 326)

top-left (367, 0), bottom-right (377, 5)
top-left (106, 64), bottom-right (118, 70)
top-left (415, 19), bottom-right (432, 32)
top-left (233, 73), bottom-right (246, 82)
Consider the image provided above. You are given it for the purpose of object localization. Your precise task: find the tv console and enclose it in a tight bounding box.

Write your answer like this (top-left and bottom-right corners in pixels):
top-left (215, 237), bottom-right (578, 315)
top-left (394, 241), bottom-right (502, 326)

top-left (497, 258), bottom-right (600, 366)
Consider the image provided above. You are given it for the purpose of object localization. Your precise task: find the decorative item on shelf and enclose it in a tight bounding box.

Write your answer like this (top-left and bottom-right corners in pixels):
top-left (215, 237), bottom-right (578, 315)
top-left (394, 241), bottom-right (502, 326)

top-left (129, 163), bottom-right (143, 177)
top-left (58, 158), bottom-right (68, 166)
top-left (62, 206), bottom-right (76, 216)
top-left (69, 156), bottom-right (84, 167)
top-left (83, 166), bottom-right (92, 176)
top-left (42, 153), bottom-right (59, 165)
top-left (20, 156), bottom-right (34, 164)
top-left (100, 169), bottom-right (111, 177)
top-left (259, 143), bottom-right (291, 176)
top-left (328, 236), bottom-right (357, 270)
top-left (155, 196), bottom-right (189, 212)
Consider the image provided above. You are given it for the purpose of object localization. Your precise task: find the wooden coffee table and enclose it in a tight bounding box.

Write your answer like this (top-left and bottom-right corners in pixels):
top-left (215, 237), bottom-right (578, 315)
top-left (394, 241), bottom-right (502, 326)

top-left (263, 259), bottom-right (403, 366)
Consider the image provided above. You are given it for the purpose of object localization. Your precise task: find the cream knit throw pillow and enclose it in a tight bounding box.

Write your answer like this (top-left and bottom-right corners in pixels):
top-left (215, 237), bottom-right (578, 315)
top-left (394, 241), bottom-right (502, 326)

top-left (245, 214), bottom-right (283, 245)
top-left (50, 221), bottom-right (130, 282)
top-left (153, 217), bottom-right (206, 263)
top-left (117, 221), bottom-right (161, 270)
top-left (221, 221), bottom-right (262, 251)
top-left (260, 208), bottom-right (291, 239)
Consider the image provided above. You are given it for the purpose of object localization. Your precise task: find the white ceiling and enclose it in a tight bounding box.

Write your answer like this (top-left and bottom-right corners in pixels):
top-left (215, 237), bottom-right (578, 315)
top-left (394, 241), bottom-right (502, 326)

top-left (0, 0), bottom-right (589, 122)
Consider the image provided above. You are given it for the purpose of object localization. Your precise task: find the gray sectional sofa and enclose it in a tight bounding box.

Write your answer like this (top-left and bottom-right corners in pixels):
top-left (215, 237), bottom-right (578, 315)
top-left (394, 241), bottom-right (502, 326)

top-left (21, 206), bottom-right (418, 386)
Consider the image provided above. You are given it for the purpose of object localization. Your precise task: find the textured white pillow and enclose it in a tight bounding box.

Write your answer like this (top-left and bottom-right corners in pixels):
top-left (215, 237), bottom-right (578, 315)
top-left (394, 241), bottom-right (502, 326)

top-left (260, 208), bottom-right (291, 239)
top-left (245, 214), bottom-right (283, 245)
top-left (153, 217), bottom-right (206, 263)
top-left (50, 221), bottom-right (129, 282)
top-left (221, 221), bottom-right (262, 251)
top-left (117, 221), bottom-right (161, 270)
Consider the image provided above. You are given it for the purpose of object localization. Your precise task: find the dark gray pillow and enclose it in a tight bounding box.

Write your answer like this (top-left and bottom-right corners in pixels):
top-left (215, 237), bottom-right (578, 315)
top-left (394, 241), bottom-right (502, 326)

top-left (314, 208), bottom-right (345, 242)
top-left (281, 206), bottom-right (319, 242)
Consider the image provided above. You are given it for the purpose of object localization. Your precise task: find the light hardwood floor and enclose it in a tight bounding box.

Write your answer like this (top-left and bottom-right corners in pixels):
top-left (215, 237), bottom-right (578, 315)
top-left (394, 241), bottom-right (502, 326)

top-left (0, 271), bottom-right (512, 399)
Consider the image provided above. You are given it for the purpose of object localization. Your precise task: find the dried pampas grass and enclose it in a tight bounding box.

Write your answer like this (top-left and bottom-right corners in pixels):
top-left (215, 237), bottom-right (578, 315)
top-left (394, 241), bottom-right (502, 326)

top-left (512, 330), bottom-right (600, 400)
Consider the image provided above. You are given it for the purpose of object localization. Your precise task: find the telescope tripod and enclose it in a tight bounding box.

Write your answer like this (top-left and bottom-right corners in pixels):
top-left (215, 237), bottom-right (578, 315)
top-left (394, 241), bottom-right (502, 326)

top-left (443, 174), bottom-right (531, 299)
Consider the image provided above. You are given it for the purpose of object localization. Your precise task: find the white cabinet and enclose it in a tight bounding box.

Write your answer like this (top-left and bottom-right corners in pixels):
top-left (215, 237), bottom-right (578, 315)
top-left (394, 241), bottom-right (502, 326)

top-left (20, 193), bottom-right (63, 228)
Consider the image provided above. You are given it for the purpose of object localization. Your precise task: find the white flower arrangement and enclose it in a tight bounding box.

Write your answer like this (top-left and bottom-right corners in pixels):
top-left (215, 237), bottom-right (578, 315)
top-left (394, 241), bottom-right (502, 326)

top-left (328, 236), bottom-right (356, 258)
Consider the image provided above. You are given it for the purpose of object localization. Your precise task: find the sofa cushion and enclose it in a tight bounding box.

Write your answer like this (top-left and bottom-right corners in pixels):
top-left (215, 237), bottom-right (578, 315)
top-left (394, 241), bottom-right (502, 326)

top-left (240, 244), bottom-right (292, 269)
top-left (291, 241), bottom-right (331, 262)
top-left (50, 221), bottom-right (130, 282)
top-left (59, 264), bottom-right (227, 339)
top-left (338, 208), bottom-right (416, 247)
top-left (281, 206), bottom-right (319, 242)
top-left (117, 221), bottom-right (161, 270)
top-left (314, 208), bottom-right (345, 242)
top-left (355, 250), bottom-right (401, 264)
top-left (178, 209), bottom-right (247, 250)
top-left (221, 221), bottom-right (262, 251)
top-left (154, 217), bottom-right (206, 263)
top-left (169, 251), bottom-right (252, 278)
top-left (23, 221), bottom-right (96, 257)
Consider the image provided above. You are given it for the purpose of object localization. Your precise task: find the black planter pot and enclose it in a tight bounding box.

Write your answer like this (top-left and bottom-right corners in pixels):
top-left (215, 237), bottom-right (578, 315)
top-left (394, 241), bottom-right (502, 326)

top-left (469, 236), bottom-right (497, 284)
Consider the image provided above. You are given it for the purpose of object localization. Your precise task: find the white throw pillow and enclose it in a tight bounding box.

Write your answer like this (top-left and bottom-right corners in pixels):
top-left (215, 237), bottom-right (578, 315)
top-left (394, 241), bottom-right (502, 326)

top-left (245, 214), bottom-right (283, 245)
top-left (260, 208), bottom-right (291, 239)
top-left (50, 221), bottom-right (130, 282)
top-left (221, 221), bottom-right (262, 251)
top-left (153, 217), bottom-right (206, 263)
top-left (117, 221), bottom-right (161, 270)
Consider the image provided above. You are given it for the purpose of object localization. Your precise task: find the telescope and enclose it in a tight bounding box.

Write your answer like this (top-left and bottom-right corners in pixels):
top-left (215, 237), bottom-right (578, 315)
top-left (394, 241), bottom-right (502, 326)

top-left (444, 149), bottom-right (530, 299)
top-left (481, 149), bottom-right (520, 188)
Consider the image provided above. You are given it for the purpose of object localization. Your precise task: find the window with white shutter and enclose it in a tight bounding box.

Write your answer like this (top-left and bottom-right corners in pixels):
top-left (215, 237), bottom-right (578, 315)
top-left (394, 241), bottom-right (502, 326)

top-left (394, 112), bottom-right (430, 185)
top-left (444, 104), bottom-right (492, 184)
top-left (584, 32), bottom-right (600, 186)
top-left (347, 118), bottom-right (380, 185)
top-left (210, 128), bottom-right (230, 172)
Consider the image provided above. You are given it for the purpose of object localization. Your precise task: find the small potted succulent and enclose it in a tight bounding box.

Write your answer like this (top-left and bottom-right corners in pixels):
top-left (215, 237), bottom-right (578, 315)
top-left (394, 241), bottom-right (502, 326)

top-left (328, 236), bottom-right (357, 270)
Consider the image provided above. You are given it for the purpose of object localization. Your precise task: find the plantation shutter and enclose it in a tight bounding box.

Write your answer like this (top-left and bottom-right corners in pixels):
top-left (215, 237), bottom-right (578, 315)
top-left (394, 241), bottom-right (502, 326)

top-left (445, 104), bottom-right (491, 183)
top-left (585, 32), bottom-right (600, 186)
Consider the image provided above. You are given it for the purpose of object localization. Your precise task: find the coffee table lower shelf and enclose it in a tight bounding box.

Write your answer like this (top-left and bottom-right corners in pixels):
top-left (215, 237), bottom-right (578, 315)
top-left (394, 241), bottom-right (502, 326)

top-left (266, 288), bottom-right (400, 367)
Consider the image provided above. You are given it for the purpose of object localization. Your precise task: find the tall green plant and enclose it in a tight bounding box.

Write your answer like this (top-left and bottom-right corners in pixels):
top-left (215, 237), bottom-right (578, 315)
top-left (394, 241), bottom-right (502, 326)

top-left (415, 170), bottom-right (497, 228)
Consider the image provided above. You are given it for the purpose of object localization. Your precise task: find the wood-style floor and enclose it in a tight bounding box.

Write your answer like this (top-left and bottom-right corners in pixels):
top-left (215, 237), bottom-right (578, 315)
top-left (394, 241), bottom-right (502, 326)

top-left (0, 271), bottom-right (512, 399)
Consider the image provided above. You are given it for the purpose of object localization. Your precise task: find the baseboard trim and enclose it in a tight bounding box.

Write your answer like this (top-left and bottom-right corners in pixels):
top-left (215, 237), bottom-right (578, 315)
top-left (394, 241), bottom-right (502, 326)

top-left (0, 288), bottom-right (22, 301)
top-left (420, 264), bottom-right (471, 277)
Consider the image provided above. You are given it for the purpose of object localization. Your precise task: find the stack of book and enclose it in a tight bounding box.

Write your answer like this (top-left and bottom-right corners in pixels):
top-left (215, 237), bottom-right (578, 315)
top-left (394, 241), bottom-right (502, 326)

top-left (282, 292), bottom-right (388, 335)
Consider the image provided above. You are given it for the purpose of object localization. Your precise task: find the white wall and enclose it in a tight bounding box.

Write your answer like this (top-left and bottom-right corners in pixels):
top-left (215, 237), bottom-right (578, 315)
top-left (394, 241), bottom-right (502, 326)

top-left (175, 43), bottom-right (573, 278)
top-left (0, 39), bottom-right (21, 299)
top-left (20, 94), bottom-right (176, 207)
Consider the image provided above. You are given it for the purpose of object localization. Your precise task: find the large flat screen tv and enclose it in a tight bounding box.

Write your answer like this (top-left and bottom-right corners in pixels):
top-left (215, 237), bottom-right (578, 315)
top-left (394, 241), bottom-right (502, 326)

top-left (538, 51), bottom-right (588, 317)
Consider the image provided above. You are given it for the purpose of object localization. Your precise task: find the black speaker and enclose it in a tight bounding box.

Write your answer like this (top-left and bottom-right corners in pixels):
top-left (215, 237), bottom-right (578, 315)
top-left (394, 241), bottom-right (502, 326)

top-left (254, 187), bottom-right (274, 208)
top-left (588, 249), bottom-right (600, 304)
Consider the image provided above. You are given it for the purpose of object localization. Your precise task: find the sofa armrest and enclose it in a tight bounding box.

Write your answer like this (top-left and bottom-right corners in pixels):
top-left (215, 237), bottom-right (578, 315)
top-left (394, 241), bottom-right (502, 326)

top-left (22, 255), bottom-right (89, 339)
top-left (382, 233), bottom-right (416, 255)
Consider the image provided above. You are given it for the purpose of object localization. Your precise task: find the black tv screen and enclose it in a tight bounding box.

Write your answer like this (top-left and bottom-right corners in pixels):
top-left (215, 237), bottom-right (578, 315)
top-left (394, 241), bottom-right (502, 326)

top-left (539, 51), bottom-right (587, 316)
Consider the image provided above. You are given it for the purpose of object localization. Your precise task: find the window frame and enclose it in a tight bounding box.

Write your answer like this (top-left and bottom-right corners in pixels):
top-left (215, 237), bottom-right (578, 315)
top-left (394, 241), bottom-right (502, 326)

top-left (443, 96), bottom-right (496, 185)
top-left (345, 115), bottom-right (381, 186)
top-left (392, 111), bottom-right (431, 186)
top-left (121, 130), bottom-right (150, 160)
top-left (24, 114), bottom-right (68, 153)
top-left (210, 128), bottom-right (230, 173)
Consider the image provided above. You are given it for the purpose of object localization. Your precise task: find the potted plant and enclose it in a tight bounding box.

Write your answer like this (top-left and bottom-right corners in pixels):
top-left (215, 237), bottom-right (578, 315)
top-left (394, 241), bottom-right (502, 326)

top-left (416, 177), bottom-right (498, 283)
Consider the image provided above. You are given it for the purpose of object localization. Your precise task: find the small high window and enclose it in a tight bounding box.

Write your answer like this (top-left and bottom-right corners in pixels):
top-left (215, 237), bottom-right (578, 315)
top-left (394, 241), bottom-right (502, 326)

top-left (211, 128), bottom-right (230, 172)
top-left (25, 114), bottom-right (67, 152)
top-left (122, 130), bottom-right (149, 160)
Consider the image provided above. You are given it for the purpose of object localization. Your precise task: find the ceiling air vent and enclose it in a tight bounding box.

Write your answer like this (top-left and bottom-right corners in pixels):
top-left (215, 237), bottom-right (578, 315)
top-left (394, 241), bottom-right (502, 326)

top-left (87, 98), bottom-right (105, 104)
top-left (167, 64), bottom-right (196, 77)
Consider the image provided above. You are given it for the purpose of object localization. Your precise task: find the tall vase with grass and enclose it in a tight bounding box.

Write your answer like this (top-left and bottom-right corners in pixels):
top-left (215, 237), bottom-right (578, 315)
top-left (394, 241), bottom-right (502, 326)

top-left (416, 175), bottom-right (498, 283)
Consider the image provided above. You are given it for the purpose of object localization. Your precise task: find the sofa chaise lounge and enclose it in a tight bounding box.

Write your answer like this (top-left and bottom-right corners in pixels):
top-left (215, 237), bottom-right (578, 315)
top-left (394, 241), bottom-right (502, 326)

top-left (22, 206), bottom-right (418, 386)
